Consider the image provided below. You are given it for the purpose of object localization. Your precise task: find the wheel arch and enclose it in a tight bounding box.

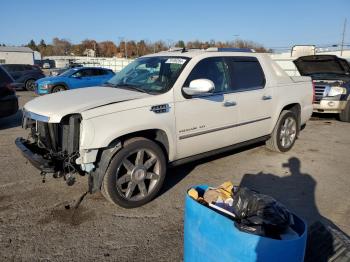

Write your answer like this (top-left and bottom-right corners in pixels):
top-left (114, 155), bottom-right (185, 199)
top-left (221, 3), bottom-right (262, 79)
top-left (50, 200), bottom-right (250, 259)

top-left (107, 128), bottom-right (170, 162)
top-left (281, 103), bottom-right (301, 132)
top-left (272, 103), bottom-right (301, 135)
top-left (89, 128), bottom-right (171, 194)
top-left (51, 82), bottom-right (69, 92)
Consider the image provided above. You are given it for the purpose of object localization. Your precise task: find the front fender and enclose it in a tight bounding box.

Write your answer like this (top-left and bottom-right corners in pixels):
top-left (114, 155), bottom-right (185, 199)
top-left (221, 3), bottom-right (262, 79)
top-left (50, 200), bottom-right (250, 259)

top-left (80, 106), bottom-right (176, 161)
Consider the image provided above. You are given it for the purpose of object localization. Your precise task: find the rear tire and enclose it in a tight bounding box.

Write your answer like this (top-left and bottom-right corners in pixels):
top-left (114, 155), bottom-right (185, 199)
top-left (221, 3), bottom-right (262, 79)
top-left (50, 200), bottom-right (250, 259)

top-left (102, 137), bottom-right (166, 208)
top-left (24, 79), bottom-right (36, 91)
top-left (339, 101), bottom-right (350, 122)
top-left (266, 110), bottom-right (298, 152)
top-left (51, 85), bottom-right (66, 93)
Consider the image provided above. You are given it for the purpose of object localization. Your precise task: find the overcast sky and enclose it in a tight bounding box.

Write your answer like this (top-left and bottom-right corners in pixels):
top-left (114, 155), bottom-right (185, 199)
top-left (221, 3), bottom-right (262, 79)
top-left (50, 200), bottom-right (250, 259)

top-left (2, 0), bottom-right (350, 49)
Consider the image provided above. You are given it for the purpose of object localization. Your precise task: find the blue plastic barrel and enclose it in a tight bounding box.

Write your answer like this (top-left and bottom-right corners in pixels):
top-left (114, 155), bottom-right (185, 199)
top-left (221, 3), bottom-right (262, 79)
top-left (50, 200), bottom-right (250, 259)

top-left (184, 185), bottom-right (307, 262)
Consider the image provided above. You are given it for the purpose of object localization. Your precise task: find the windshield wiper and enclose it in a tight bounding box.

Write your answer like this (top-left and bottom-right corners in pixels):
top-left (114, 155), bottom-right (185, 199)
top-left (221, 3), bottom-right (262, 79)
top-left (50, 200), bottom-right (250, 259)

top-left (115, 84), bottom-right (149, 93)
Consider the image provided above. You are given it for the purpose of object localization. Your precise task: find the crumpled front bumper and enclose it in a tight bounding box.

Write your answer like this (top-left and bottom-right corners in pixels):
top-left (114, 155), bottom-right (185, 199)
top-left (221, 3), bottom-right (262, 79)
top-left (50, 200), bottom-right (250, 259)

top-left (15, 137), bottom-right (56, 173)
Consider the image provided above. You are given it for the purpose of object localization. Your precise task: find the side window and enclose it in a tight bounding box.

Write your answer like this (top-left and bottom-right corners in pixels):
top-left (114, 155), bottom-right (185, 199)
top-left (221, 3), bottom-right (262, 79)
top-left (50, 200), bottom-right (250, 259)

top-left (227, 57), bottom-right (265, 92)
top-left (184, 57), bottom-right (230, 94)
top-left (74, 69), bottom-right (94, 77)
top-left (90, 69), bottom-right (101, 76)
top-left (98, 69), bottom-right (109, 75)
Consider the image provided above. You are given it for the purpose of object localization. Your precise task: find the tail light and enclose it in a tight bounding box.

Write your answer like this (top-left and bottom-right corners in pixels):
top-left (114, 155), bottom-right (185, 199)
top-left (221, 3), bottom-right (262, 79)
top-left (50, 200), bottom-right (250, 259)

top-left (312, 80), bottom-right (315, 103)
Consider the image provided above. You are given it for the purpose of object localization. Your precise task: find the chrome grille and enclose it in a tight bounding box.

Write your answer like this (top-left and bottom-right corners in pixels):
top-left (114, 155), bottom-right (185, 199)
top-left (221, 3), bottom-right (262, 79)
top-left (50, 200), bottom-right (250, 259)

top-left (314, 85), bottom-right (326, 104)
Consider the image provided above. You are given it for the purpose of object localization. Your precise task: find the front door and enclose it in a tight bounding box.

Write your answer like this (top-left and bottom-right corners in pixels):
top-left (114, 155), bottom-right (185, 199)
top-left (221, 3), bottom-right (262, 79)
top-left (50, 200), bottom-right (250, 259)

top-left (175, 57), bottom-right (239, 159)
top-left (69, 68), bottom-right (95, 89)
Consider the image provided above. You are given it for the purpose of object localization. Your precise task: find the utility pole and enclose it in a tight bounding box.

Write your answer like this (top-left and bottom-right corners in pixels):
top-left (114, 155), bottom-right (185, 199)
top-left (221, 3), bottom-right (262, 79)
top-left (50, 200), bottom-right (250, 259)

top-left (341, 18), bottom-right (347, 57)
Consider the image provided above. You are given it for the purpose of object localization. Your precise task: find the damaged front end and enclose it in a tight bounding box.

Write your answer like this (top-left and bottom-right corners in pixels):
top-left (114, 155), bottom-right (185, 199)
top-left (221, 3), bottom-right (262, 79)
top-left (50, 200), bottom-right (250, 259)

top-left (15, 111), bottom-right (84, 185)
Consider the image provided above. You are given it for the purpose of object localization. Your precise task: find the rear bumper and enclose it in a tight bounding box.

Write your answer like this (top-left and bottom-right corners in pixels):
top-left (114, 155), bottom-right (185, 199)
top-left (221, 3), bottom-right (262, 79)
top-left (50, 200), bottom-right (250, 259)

top-left (15, 137), bottom-right (56, 173)
top-left (0, 95), bottom-right (18, 118)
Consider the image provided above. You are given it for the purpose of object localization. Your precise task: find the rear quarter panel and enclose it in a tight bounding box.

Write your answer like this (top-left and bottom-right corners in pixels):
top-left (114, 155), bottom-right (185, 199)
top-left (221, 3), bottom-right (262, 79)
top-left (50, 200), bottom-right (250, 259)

top-left (270, 81), bottom-right (313, 133)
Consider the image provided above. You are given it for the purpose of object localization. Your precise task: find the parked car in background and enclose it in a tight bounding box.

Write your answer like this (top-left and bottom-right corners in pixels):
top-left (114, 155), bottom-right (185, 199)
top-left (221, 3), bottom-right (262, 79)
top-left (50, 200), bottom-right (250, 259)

top-left (35, 59), bottom-right (56, 69)
top-left (35, 67), bottom-right (115, 95)
top-left (294, 55), bottom-right (350, 122)
top-left (50, 63), bottom-right (84, 76)
top-left (0, 66), bottom-right (18, 118)
top-left (17, 48), bottom-right (313, 208)
top-left (0, 64), bottom-right (45, 91)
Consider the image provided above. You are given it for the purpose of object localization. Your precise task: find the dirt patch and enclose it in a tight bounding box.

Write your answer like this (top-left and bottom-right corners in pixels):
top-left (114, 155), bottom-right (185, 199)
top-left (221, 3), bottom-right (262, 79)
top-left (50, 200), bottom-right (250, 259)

top-left (38, 206), bottom-right (96, 226)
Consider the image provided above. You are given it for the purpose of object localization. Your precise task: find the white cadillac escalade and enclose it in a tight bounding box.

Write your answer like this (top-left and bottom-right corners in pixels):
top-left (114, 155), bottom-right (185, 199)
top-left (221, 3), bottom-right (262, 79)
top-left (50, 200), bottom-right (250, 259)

top-left (16, 48), bottom-right (313, 208)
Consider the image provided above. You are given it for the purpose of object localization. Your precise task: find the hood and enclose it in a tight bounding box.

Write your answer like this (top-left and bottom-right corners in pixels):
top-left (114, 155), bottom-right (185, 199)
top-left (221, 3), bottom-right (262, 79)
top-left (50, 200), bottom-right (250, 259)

top-left (24, 87), bottom-right (150, 122)
top-left (36, 76), bottom-right (66, 83)
top-left (294, 55), bottom-right (350, 76)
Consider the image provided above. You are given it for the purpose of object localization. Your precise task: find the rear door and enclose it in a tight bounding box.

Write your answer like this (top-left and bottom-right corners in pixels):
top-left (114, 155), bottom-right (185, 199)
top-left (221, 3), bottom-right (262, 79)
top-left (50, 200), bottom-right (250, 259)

top-left (225, 57), bottom-right (273, 143)
top-left (93, 69), bottom-right (113, 85)
top-left (99, 69), bottom-right (114, 83)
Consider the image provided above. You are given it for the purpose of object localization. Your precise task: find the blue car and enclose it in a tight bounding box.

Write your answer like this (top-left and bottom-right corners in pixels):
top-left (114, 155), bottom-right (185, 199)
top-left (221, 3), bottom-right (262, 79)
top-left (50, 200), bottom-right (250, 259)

top-left (35, 67), bottom-right (115, 95)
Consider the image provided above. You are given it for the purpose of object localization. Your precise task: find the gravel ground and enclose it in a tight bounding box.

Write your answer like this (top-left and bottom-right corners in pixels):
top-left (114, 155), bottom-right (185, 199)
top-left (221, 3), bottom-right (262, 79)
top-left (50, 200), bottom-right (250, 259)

top-left (1, 91), bottom-right (349, 261)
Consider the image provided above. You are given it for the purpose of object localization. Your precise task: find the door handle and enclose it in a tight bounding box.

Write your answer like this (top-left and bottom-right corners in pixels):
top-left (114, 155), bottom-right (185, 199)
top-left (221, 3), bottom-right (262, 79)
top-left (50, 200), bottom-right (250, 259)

top-left (223, 101), bottom-right (237, 107)
top-left (262, 95), bottom-right (272, 100)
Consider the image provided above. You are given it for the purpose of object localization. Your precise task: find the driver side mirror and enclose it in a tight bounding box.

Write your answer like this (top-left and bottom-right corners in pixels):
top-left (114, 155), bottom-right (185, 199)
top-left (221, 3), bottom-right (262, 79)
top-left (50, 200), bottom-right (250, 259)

top-left (183, 79), bottom-right (215, 96)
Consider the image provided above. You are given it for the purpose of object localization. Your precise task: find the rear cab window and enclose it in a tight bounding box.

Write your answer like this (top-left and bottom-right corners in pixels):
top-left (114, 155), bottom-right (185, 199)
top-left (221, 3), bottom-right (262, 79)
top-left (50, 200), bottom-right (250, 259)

top-left (226, 57), bottom-right (266, 92)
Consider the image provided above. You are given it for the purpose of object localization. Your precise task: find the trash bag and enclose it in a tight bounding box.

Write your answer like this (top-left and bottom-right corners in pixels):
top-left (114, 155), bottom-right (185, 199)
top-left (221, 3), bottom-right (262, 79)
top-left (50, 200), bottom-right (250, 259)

top-left (232, 187), bottom-right (294, 239)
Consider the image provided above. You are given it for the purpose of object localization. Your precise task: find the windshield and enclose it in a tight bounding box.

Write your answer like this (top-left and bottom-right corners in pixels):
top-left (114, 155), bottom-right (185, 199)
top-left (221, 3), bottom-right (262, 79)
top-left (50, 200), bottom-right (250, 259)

top-left (59, 68), bottom-right (78, 77)
top-left (105, 56), bottom-right (189, 94)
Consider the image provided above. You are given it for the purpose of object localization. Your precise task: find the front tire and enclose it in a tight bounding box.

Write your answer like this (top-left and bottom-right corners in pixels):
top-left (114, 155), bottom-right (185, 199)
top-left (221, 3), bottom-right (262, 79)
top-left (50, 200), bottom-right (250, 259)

top-left (24, 79), bottom-right (36, 91)
top-left (51, 85), bottom-right (66, 93)
top-left (266, 110), bottom-right (298, 152)
top-left (339, 101), bottom-right (350, 122)
top-left (102, 137), bottom-right (166, 208)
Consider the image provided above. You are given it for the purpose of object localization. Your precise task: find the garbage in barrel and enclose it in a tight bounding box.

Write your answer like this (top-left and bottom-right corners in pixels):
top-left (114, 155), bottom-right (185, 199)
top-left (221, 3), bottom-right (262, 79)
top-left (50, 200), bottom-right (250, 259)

top-left (184, 184), bottom-right (307, 262)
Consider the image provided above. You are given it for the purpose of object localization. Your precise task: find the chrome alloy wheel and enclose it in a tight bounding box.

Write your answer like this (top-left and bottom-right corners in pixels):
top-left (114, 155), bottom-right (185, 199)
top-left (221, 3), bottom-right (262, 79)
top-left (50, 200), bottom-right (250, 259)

top-left (115, 149), bottom-right (160, 201)
top-left (279, 116), bottom-right (297, 148)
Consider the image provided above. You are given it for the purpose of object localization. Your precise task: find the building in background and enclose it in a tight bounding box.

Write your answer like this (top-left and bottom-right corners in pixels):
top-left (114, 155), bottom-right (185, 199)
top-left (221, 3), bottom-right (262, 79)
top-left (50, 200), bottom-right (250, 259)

top-left (83, 48), bottom-right (96, 57)
top-left (0, 46), bottom-right (34, 65)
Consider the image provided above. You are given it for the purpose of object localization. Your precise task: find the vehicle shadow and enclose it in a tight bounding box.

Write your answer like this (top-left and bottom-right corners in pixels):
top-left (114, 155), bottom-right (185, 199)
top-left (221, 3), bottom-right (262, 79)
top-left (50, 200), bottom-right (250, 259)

top-left (310, 112), bottom-right (338, 121)
top-left (158, 142), bottom-right (265, 197)
top-left (0, 109), bottom-right (23, 130)
top-left (239, 157), bottom-right (345, 261)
